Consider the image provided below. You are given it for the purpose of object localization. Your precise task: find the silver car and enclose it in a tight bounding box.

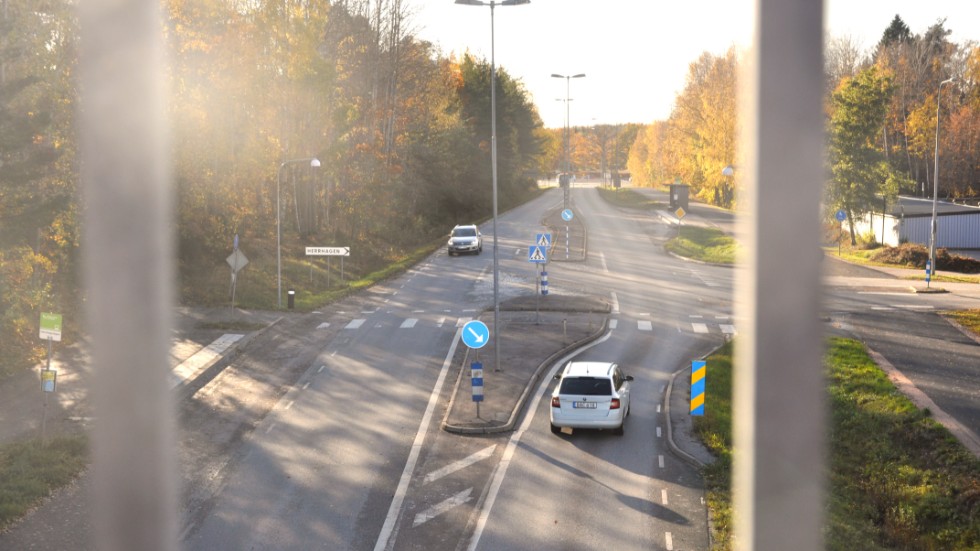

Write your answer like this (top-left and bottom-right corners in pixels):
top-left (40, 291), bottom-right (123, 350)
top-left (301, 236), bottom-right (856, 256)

top-left (550, 361), bottom-right (633, 435)
top-left (447, 224), bottom-right (483, 256)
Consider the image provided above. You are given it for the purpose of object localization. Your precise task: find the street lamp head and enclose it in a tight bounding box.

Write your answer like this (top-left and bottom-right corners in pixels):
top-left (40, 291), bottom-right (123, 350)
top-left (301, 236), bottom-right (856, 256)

top-left (500, 0), bottom-right (529, 5)
top-left (572, 73), bottom-right (586, 78)
top-left (454, 0), bottom-right (484, 5)
top-left (551, 73), bottom-right (565, 78)
top-left (310, 158), bottom-right (321, 168)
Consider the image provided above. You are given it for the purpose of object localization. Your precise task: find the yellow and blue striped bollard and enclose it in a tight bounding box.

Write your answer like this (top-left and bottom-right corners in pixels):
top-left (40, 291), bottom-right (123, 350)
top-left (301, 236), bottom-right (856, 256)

top-left (691, 360), bottom-right (706, 416)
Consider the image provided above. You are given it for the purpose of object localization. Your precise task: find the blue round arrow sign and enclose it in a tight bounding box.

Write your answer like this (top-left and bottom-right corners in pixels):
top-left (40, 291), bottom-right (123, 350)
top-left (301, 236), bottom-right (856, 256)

top-left (561, 209), bottom-right (574, 221)
top-left (461, 320), bottom-right (490, 349)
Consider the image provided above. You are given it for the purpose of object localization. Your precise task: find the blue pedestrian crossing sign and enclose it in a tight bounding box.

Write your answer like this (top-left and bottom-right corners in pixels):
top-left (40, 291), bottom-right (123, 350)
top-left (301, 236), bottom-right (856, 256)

top-left (535, 233), bottom-right (552, 248)
top-left (528, 246), bottom-right (547, 263)
top-left (462, 320), bottom-right (490, 349)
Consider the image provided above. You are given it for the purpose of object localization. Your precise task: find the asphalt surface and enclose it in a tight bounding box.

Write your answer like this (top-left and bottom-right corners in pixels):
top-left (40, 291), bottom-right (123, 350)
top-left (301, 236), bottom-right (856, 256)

top-left (5, 187), bottom-right (978, 548)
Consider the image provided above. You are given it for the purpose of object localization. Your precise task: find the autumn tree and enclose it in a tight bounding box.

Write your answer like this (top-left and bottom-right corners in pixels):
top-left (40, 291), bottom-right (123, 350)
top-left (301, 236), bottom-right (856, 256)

top-left (827, 66), bottom-right (909, 244)
top-left (632, 48), bottom-right (738, 206)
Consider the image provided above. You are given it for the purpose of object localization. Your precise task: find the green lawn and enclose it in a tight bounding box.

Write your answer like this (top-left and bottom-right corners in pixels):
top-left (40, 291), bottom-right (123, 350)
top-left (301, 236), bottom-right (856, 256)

top-left (665, 225), bottom-right (738, 265)
top-left (0, 436), bottom-right (88, 531)
top-left (694, 339), bottom-right (980, 550)
top-left (595, 187), bottom-right (666, 210)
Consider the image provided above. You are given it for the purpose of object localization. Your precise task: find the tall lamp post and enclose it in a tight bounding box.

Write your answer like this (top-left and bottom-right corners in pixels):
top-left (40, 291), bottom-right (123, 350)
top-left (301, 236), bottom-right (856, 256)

top-left (929, 77), bottom-right (954, 286)
top-left (276, 157), bottom-right (320, 308)
top-left (456, 0), bottom-right (528, 372)
top-left (551, 73), bottom-right (585, 176)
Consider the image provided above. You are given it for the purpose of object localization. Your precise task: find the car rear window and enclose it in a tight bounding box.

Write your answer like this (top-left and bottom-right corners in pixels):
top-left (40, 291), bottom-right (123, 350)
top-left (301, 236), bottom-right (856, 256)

top-left (559, 377), bottom-right (612, 396)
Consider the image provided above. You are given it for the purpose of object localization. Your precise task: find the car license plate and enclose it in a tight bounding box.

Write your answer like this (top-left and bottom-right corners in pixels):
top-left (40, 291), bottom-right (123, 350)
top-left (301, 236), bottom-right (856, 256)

top-left (573, 402), bottom-right (597, 409)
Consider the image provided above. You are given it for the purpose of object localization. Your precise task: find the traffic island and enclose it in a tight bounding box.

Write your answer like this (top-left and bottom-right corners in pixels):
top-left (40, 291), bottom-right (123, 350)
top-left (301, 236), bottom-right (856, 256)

top-left (441, 294), bottom-right (610, 434)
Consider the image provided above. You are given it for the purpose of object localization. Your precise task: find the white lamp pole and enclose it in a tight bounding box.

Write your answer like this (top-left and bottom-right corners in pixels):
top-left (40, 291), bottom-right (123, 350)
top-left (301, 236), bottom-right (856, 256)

top-left (456, 0), bottom-right (528, 372)
top-left (551, 73), bottom-right (586, 175)
top-left (276, 157), bottom-right (320, 308)
top-left (929, 77), bottom-right (954, 286)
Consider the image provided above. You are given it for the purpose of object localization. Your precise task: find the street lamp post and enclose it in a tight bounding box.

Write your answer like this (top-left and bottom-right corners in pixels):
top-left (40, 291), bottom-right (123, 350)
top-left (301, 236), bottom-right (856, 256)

top-left (456, 0), bottom-right (528, 372)
top-left (276, 157), bottom-right (320, 308)
top-left (929, 77), bottom-right (954, 287)
top-left (551, 73), bottom-right (585, 177)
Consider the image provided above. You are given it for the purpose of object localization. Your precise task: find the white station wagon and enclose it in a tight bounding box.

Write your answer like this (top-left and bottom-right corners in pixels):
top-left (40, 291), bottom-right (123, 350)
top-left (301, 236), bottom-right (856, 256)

top-left (550, 361), bottom-right (633, 435)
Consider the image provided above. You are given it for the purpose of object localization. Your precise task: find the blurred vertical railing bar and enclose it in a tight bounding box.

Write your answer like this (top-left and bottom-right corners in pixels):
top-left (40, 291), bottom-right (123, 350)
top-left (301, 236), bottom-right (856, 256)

top-left (78, 0), bottom-right (177, 549)
top-left (734, 0), bottom-right (825, 550)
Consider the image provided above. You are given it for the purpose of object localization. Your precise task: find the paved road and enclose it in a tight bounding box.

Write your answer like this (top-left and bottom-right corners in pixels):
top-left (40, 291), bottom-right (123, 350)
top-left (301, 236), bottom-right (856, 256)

top-left (468, 187), bottom-right (724, 551)
top-left (5, 185), bottom-right (978, 550)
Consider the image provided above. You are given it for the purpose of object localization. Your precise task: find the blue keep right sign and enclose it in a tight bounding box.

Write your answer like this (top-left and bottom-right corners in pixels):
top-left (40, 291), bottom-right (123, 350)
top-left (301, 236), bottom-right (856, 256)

top-left (462, 320), bottom-right (490, 349)
top-left (561, 209), bottom-right (574, 222)
top-left (835, 209), bottom-right (846, 222)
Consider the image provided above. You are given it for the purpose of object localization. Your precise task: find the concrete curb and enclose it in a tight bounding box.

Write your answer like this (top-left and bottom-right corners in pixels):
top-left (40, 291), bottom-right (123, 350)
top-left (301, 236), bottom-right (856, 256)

top-left (866, 346), bottom-right (980, 459)
top-left (664, 366), bottom-right (709, 469)
top-left (664, 344), bottom-right (725, 469)
top-left (442, 318), bottom-right (609, 435)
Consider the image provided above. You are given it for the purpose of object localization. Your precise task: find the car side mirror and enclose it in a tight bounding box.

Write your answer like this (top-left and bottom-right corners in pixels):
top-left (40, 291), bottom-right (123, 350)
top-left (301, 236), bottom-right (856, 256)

top-left (553, 373), bottom-right (562, 380)
top-left (625, 375), bottom-right (634, 381)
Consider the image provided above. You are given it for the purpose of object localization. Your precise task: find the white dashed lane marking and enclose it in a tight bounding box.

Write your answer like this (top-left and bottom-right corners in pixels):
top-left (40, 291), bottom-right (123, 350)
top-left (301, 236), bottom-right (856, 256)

top-left (345, 319), bottom-right (366, 329)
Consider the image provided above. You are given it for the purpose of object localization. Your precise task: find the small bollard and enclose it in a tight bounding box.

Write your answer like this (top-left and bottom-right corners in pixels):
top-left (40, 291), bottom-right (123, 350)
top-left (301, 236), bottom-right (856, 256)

top-left (287, 289), bottom-right (295, 309)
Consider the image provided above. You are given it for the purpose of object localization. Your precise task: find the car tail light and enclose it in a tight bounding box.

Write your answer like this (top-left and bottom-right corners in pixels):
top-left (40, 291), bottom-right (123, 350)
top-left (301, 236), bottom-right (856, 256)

top-left (610, 398), bottom-right (621, 409)
top-left (551, 397), bottom-right (561, 408)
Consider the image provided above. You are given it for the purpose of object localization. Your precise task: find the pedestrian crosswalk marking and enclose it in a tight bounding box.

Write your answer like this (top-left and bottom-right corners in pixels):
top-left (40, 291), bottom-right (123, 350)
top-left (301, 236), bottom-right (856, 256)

top-left (400, 318), bottom-right (418, 329)
top-left (345, 319), bottom-right (365, 329)
top-left (638, 320), bottom-right (653, 331)
top-left (720, 324), bottom-right (736, 334)
top-left (691, 323), bottom-right (709, 333)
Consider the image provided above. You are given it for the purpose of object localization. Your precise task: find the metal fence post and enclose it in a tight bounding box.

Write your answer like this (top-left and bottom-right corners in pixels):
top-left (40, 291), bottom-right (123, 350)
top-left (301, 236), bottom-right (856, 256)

top-left (79, 0), bottom-right (177, 549)
top-left (734, 0), bottom-right (826, 549)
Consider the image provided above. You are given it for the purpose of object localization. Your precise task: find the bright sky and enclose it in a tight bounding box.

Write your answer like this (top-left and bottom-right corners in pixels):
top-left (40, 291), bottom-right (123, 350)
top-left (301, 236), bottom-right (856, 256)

top-left (410, 0), bottom-right (980, 128)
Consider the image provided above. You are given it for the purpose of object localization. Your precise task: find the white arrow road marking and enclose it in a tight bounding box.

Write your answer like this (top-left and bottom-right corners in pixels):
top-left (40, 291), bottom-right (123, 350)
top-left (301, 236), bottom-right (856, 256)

top-left (400, 318), bottom-right (418, 329)
top-left (373, 328), bottom-right (462, 551)
top-left (423, 445), bottom-right (496, 485)
top-left (413, 488), bottom-right (473, 527)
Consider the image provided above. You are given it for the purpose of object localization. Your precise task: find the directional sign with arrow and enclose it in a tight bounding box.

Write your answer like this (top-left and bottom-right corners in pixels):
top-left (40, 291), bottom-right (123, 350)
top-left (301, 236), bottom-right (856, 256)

top-left (461, 320), bottom-right (490, 349)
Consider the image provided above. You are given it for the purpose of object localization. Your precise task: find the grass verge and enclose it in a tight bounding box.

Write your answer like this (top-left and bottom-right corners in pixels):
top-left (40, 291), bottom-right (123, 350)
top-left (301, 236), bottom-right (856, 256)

top-left (825, 246), bottom-right (980, 284)
top-left (665, 226), bottom-right (738, 265)
top-left (595, 187), bottom-right (666, 210)
top-left (941, 309), bottom-right (980, 336)
top-left (695, 338), bottom-right (980, 550)
top-left (0, 435), bottom-right (88, 531)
